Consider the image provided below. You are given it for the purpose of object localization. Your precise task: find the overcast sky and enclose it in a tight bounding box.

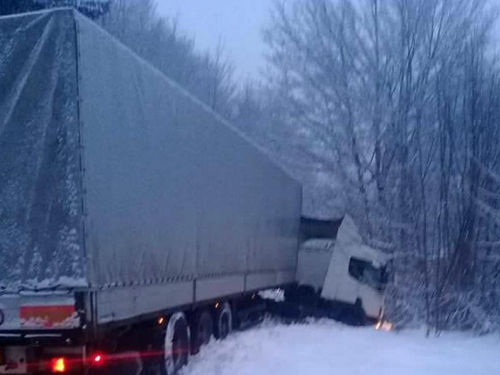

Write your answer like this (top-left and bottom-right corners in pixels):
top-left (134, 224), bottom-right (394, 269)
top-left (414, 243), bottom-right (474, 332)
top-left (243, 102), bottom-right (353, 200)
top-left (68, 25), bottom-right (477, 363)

top-left (156, 0), bottom-right (272, 80)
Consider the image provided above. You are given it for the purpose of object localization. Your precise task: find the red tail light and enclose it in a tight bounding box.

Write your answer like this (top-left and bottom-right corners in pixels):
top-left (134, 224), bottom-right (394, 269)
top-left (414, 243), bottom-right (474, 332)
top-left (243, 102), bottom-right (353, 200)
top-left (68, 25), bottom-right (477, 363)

top-left (92, 354), bottom-right (104, 365)
top-left (51, 358), bottom-right (67, 373)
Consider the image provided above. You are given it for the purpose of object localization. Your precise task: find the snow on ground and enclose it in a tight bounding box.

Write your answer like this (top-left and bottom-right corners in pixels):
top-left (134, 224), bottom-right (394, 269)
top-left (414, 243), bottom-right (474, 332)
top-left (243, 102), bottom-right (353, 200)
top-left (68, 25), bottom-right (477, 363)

top-left (182, 319), bottom-right (500, 375)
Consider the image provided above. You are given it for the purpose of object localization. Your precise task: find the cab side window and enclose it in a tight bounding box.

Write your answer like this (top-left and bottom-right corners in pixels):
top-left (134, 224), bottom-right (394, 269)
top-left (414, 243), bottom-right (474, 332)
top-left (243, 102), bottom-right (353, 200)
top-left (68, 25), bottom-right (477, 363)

top-left (348, 257), bottom-right (366, 282)
top-left (349, 257), bottom-right (383, 291)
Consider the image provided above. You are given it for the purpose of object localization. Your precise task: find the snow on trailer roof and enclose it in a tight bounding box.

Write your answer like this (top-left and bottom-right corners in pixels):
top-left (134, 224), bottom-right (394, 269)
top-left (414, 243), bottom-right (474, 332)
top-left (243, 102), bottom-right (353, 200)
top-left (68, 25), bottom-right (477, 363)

top-left (0, 9), bottom-right (85, 291)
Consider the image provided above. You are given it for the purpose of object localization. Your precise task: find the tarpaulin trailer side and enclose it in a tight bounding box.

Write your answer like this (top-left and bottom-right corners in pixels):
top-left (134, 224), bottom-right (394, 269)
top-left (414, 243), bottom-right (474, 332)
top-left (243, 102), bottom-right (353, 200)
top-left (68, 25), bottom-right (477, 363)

top-left (0, 9), bottom-right (302, 328)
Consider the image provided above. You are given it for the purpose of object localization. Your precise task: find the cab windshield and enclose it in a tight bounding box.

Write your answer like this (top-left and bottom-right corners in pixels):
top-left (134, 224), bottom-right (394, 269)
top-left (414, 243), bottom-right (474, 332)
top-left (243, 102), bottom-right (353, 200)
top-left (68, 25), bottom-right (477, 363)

top-left (349, 257), bottom-right (389, 292)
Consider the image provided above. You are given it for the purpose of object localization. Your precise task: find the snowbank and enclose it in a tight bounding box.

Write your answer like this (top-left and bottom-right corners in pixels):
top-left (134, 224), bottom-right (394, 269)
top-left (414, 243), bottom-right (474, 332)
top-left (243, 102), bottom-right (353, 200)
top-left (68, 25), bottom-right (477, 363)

top-left (182, 319), bottom-right (500, 375)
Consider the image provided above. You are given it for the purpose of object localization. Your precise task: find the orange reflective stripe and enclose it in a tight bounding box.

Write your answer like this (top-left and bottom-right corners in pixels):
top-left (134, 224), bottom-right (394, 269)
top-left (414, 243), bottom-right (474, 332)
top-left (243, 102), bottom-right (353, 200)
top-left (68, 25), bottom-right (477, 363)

top-left (20, 305), bottom-right (76, 328)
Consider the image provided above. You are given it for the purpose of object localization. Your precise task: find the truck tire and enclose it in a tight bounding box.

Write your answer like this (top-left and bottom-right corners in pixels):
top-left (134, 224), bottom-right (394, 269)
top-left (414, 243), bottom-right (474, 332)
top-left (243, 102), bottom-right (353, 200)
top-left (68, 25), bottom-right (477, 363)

top-left (354, 300), bottom-right (367, 326)
top-left (341, 300), bottom-right (367, 326)
top-left (162, 312), bottom-right (190, 375)
top-left (191, 309), bottom-right (214, 354)
top-left (214, 302), bottom-right (232, 340)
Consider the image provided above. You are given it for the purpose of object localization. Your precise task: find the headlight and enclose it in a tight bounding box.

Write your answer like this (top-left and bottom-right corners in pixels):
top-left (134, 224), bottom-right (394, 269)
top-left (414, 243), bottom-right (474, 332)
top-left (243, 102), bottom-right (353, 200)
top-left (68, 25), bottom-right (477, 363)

top-left (375, 320), bottom-right (393, 331)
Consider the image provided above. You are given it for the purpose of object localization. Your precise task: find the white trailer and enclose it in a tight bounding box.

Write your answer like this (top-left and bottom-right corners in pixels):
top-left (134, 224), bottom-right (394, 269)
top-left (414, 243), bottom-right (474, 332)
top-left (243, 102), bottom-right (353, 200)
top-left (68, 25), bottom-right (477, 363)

top-left (0, 9), bottom-right (301, 375)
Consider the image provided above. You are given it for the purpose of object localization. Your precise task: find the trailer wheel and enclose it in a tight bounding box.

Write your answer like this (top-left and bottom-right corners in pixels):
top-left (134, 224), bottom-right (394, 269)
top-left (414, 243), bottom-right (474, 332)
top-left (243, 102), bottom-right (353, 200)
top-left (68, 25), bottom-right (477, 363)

top-left (162, 312), bottom-right (190, 375)
top-left (214, 302), bottom-right (232, 340)
top-left (191, 309), bottom-right (214, 354)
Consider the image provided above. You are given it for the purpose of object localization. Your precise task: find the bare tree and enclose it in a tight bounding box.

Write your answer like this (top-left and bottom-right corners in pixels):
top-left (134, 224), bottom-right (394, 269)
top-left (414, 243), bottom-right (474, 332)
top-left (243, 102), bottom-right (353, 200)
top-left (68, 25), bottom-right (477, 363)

top-left (264, 0), bottom-right (500, 332)
top-left (99, 0), bottom-right (235, 115)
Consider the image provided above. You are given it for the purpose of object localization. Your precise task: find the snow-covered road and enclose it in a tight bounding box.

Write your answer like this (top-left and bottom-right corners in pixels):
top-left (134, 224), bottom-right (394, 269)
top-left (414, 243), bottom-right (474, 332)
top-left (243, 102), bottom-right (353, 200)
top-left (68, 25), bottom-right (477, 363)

top-left (181, 319), bottom-right (500, 375)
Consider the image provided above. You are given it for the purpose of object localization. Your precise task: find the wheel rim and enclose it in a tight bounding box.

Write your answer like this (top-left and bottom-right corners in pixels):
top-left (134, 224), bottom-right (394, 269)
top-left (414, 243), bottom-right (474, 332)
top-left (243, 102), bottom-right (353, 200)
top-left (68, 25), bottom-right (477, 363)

top-left (220, 313), bottom-right (230, 338)
top-left (172, 331), bottom-right (187, 368)
top-left (172, 331), bottom-right (179, 367)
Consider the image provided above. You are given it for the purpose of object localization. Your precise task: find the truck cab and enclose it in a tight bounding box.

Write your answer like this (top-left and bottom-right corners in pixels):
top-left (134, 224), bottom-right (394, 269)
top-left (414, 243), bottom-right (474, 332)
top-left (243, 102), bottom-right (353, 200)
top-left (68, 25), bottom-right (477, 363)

top-left (281, 215), bottom-right (391, 325)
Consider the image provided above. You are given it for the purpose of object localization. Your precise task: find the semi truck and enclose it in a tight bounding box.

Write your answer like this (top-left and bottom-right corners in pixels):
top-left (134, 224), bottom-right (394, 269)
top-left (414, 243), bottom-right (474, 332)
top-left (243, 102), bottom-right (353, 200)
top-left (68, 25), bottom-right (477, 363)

top-left (0, 9), bottom-right (390, 375)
